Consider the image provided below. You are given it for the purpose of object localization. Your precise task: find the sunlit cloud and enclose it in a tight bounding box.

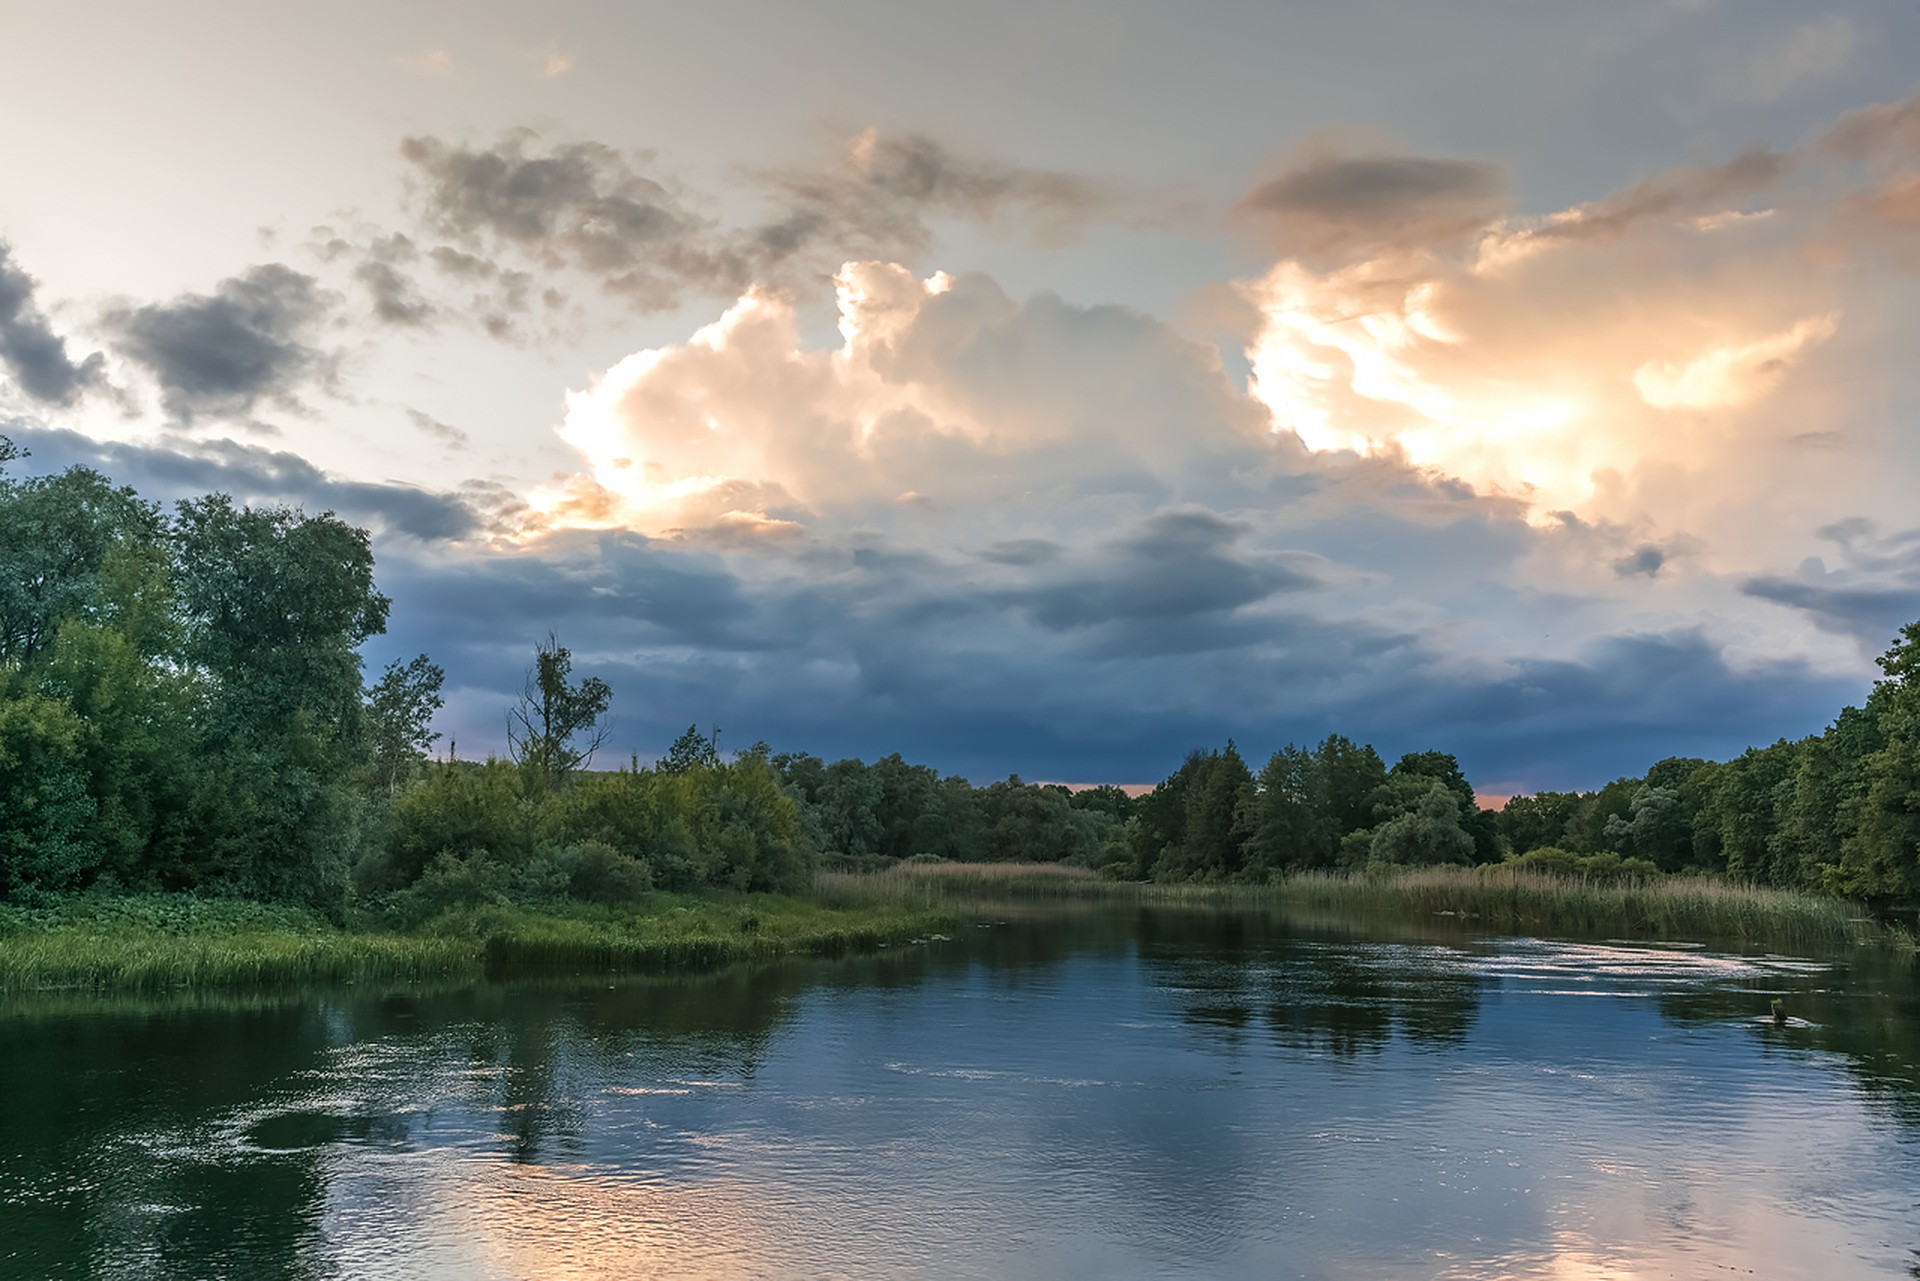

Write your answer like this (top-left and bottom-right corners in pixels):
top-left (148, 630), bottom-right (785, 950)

top-left (1234, 96), bottom-right (1920, 523)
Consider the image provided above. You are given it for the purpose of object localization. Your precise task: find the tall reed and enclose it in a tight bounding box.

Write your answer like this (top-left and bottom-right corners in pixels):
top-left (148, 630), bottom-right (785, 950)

top-left (816, 862), bottom-right (1913, 951)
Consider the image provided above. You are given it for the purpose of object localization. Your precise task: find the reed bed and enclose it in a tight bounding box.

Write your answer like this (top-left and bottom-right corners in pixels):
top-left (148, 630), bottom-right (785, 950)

top-left (1266, 867), bottom-right (1896, 950)
top-left (817, 861), bottom-right (1914, 951)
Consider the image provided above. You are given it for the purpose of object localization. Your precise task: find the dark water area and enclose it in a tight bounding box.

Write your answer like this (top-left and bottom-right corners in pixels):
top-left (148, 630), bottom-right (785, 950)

top-left (4, 907), bottom-right (1919, 1279)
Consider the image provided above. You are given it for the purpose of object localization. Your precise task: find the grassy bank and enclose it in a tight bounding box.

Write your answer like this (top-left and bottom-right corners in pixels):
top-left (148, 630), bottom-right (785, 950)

top-left (0, 893), bottom-right (957, 994)
top-left (5, 862), bottom-right (1908, 995)
top-left (821, 861), bottom-right (1915, 952)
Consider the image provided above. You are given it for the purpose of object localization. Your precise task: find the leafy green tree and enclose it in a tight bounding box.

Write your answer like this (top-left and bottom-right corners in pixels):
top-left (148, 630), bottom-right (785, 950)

top-left (0, 465), bottom-right (165, 665)
top-left (1242, 744), bottom-right (1337, 877)
top-left (506, 633), bottom-right (612, 781)
top-left (1602, 785), bottom-right (1694, 870)
top-left (0, 692), bottom-right (94, 895)
top-left (1150, 744), bottom-right (1254, 880)
top-left (1389, 750), bottom-right (1501, 862)
top-left (366, 655), bottom-right (446, 791)
top-left (1836, 622), bottom-right (1920, 901)
top-left (663, 723), bottom-right (721, 774)
top-left (1498, 790), bottom-right (1582, 855)
top-left (171, 494), bottom-right (389, 743)
top-left (1562, 777), bottom-right (1641, 853)
top-left (1369, 778), bottom-right (1474, 866)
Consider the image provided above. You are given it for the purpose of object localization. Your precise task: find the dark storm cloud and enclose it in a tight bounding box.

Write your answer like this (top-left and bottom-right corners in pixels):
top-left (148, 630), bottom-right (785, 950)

top-left (1399, 630), bottom-right (1858, 790)
top-left (1007, 508), bottom-right (1319, 632)
top-left (5, 425), bottom-right (482, 542)
top-left (1743, 574), bottom-right (1920, 641)
top-left (104, 264), bottom-right (337, 423)
top-left (1739, 519), bottom-right (1920, 644)
top-left (1613, 545), bottom-right (1666, 578)
top-left (1236, 153), bottom-right (1507, 258)
top-left (0, 240), bottom-right (103, 406)
top-left (355, 515), bottom-right (1865, 793)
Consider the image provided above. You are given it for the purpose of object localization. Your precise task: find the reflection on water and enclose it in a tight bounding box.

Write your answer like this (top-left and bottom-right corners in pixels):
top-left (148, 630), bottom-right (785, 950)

top-left (2, 907), bottom-right (1918, 1279)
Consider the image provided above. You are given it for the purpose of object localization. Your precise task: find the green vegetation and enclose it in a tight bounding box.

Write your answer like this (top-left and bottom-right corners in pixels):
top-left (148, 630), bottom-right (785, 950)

top-left (0, 892), bottom-right (954, 993)
top-left (820, 861), bottom-right (1911, 952)
top-left (2, 435), bottom-right (1918, 980)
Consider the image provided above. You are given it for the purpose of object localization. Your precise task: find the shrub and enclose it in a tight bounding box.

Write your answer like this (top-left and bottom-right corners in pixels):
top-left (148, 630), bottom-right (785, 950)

top-left (564, 840), bottom-right (653, 903)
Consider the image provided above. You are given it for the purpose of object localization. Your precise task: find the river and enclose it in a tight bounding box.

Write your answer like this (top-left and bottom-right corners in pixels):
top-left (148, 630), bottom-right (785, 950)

top-left (4, 906), bottom-right (1918, 1279)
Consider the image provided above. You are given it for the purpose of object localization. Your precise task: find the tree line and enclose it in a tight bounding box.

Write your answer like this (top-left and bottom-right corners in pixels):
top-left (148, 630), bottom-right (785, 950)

top-left (3, 442), bottom-right (1918, 911)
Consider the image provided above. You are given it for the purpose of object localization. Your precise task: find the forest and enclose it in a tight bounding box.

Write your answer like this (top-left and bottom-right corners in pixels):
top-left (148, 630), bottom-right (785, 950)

top-left (3, 440), bottom-right (1918, 914)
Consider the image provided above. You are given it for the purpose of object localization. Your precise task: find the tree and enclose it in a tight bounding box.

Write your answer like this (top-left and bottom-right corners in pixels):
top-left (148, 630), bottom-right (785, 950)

top-left (662, 723), bottom-right (721, 774)
top-left (170, 494), bottom-right (389, 743)
top-left (1369, 779), bottom-right (1474, 866)
top-left (366, 655), bottom-right (445, 790)
top-left (0, 465), bottom-right (165, 666)
top-left (1242, 744), bottom-right (1337, 877)
top-left (1836, 621), bottom-right (1920, 901)
top-left (506, 634), bottom-right (612, 781)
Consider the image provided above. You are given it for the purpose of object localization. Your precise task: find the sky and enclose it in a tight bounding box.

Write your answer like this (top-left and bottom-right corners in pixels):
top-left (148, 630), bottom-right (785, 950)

top-left (3, 0), bottom-right (1919, 796)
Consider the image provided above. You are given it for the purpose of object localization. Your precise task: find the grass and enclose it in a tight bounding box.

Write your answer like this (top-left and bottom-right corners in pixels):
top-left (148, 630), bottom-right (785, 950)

top-left (0, 892), bottom-right (957, 994)
top-left (4, 862), bottom-right (1907, 994)
top-left (819, 861), bottom-right (1917, 952)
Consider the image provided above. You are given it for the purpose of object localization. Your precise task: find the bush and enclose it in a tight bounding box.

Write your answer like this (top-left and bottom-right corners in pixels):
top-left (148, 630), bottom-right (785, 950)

top-left (564, 840), bottom-right (653, 903)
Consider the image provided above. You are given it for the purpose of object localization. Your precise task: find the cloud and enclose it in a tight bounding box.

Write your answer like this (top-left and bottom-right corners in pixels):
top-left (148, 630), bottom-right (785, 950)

top-left (362, 127), bottom-right (1167, 330)
top-left (1613, 546), bottom-right (1666, 578)
top-left (1740, 520), bottom-right (1920, 644)
top-left (397, 131), bottom-right (729, 315)
top-left (1236, 152), bottom-right (1507, 259)
top-left (5, 424), bottom-right (485, 542)
top-left (528, 260), bottom-right (1275, 537)
top-left (1237, 94), bottom-right (1920, 526)
top-left (756, 129), bottom-right (1161, 264)
top-left (406, 407), bottom-right (469, 448)
top-left (351, 235), bottom-right (437, 327)
top-left (104, 264), bottom-right (338, 423)
top-left (1714, 15), bottom-right (1855, 103)
top-left (0, 240), bottom-right (103, 406)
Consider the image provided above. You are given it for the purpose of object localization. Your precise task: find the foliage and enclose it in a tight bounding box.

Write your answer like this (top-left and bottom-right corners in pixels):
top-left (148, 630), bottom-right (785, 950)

top-left (366, 654), bottom-right (445, 790)
top-left (8, 435), bottom-right (1920, 919)
top-left (506, 633), bottom-right (612, 781)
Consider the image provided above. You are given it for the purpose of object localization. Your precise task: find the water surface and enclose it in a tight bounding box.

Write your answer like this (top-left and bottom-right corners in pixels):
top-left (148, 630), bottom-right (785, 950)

top-left (5, 908), bottom-right (1918, 1279)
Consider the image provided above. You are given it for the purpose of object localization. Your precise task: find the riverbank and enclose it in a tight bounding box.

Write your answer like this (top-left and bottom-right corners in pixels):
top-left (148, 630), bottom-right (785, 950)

top-left (0, 893), bottom-right (958, 993)
top-left (3, 863), bottom-right (1909, 994)
top-left (818, 862), bottom-right (1917, 952)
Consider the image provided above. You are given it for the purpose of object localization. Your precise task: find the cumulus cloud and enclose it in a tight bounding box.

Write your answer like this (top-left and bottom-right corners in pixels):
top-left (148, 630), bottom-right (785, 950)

top-left (453, 245), bottom-right (1889, 788)
top-left (352, 127), bottom-right (1168, 331)
top-left (528, 260), bottom-right (1275, 537)
top-left (1237, 93), bottom-right (1920, 532)
top-left (0, 240), bottom-right (103, 406)
top-left (104, 264), bottom-right (338, 423)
